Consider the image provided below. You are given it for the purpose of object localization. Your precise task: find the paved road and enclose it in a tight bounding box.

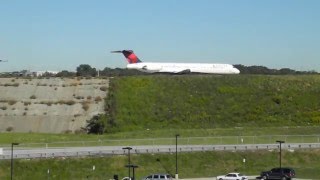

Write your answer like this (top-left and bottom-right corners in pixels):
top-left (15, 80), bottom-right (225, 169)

top-left (1, 143), bottom-right (319, 160)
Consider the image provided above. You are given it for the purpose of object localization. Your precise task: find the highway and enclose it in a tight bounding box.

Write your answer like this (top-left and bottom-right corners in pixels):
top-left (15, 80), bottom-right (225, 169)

top-left (1, 143), bottom-right (320, 160)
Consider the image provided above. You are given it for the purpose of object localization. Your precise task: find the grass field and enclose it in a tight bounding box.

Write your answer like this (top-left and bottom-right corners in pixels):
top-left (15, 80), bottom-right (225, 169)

top-left (0, 150), bottom-right (319, 179)
top-left (1, 126), bottom-right (320, 146)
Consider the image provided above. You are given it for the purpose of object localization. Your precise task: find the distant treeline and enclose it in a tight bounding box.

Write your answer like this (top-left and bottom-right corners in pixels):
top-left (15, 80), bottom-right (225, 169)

top-left (1, 64), bottom-right (318, 78)
top-left (71, 64), bottom-right (319, 77)
top-left (233, 64), bottom-right (318, 75)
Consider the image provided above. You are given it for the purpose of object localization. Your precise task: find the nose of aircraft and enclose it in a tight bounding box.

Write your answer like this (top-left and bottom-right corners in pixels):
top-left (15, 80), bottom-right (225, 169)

top-left (234, 68), bottom-right (240, 74)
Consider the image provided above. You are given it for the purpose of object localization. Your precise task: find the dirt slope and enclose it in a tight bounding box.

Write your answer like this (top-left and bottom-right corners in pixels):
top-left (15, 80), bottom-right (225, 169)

top-left (0, 77), bottom-right (108, 133)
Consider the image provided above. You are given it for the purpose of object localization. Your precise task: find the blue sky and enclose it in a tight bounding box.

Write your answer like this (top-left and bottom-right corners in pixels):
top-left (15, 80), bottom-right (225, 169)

top-left (0, 0), bottom-right (319, 72)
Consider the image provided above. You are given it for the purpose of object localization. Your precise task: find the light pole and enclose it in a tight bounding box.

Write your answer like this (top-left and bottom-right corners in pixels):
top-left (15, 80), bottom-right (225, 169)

top-left (123, 147), bottom-right (132, 179)
top-left (276, 140), bottom-right (285, 168)
top-left (175, 134), bottom-right (180, 179)
top-left (11, 142), bottom-right (19, 180)
top-left (125, 164), bottom-right (138, 180)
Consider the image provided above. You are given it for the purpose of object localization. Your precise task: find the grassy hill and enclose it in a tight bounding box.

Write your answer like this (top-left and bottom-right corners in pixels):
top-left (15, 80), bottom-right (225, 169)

top-left (104, 75), bottom-right (320, 132)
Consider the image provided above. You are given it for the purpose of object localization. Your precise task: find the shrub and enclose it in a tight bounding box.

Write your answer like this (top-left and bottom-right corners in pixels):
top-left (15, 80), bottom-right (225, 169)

top-left (30, 95), bottom-right (36, 99)
top-left (74, 114), bottom-right (81, 117)
top-left (65, 100), bottom-right (75, 105)
top-left (95, 96), bottom-right (102, 102)
top-left (85, 115), bottom-right (105, 134)
top-left (82, 101), bottom-right (90, 111)
top-left (6, 126), bottom-right (13, 132)
top-left (24, 101), bottom-right (31, 106)
top-left (8, 100), bottom-right (17, 105)
top-left (40, 101), bottom-right (52, 106)
top-left (75, 96), bottom-right (84, 100)
top-left (0, 106), bottom-right (7, 110)
top-left (100, 86), bottom-right (108, 91)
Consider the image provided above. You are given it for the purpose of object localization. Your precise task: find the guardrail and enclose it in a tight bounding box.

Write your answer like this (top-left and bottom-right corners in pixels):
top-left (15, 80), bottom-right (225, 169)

top-left (1, 143), bottom-right (320, 160)
top-left (1, 134), bottom-right (320, 149)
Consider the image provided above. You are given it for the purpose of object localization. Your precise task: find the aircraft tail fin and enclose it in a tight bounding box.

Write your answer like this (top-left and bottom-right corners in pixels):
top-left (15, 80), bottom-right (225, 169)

top-left (111, 50), bottom-right (142, 64)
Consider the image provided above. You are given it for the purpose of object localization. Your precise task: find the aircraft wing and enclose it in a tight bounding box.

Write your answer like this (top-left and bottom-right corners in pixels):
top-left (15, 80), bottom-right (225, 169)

top-left (159, 68), bottom-right (191, 74)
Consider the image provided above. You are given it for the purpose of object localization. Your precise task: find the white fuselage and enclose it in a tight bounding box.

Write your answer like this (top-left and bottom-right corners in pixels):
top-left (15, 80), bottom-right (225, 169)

top-left (127, 62), bottom-right (240, 74)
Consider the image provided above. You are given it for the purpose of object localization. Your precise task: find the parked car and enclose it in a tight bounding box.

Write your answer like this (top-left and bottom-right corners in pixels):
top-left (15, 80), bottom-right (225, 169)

top-left (142, 174), bottom-right (172, 180)
top-left (216, 172), bottom-right (248, 180)
top-left (260, 167), bottom-right (295, 180)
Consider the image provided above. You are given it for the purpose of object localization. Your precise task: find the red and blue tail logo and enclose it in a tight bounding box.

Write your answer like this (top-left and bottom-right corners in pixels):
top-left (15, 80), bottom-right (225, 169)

top-left (111, 50), bottom-right (142, 64)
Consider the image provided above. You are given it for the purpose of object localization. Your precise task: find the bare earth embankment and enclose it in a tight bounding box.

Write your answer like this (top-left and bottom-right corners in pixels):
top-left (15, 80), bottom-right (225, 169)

top-left (0, 77), bottom-right (108, 133)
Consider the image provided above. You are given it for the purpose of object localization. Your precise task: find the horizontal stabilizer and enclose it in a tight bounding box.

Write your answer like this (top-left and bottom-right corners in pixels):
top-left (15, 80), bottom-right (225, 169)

top-left (110, 51), bottom-right (123, 53)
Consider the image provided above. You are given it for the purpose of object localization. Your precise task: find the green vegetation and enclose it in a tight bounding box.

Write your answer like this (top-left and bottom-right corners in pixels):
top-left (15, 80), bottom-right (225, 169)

top-left (0, 150), bottom-right (319, 179)
top-left (0, 126), bottom-right (320, 145)
top-left (100, 75), bottom-right (320, 133)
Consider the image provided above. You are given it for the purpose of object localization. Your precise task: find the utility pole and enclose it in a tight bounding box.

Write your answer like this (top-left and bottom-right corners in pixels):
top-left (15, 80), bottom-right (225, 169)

top-left (122, 147), bottom-right (133, 179)
top-left (276, 140), bottom-right (285, 168)
top-left (175, 134), bottom-right (180, 179)
top-left (11, 143), bottom-right (19, 180)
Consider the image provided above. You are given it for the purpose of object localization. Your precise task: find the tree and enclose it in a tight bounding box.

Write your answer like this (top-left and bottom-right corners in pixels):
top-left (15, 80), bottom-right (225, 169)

top-left (76, 64), bottom-right (97, 77)
top-left (86, 114), bottom-right (105, 134)
top-left (56, 70), bottom-right (76, 77)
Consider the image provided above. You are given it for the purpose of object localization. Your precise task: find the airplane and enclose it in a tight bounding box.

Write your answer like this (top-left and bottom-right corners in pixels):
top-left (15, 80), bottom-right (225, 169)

top-left (111, 50), bottom-right (240, 74)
